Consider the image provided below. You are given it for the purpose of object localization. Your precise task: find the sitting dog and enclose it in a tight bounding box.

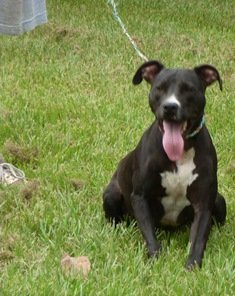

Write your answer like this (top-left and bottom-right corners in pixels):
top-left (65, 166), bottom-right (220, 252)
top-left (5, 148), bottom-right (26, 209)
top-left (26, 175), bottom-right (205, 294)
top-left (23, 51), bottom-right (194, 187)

top-left (103, 60), bottom-right (226, 269)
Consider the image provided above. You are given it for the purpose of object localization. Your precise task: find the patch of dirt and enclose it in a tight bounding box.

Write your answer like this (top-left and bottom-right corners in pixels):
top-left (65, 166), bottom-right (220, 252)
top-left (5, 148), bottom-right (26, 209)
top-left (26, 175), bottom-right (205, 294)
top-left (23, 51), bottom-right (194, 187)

top-left (70, 179), bottom-right (84, 191)
top-left (44, 22), bottom-right (84, 40)
top-left (0, 234), bottom-right (19, 266)
top-left (20, 180), bottom-right (40, 200)
top-left (0, 250), bottom-right (14, 262)
top-left (4, 140), bottom-right (39, 163)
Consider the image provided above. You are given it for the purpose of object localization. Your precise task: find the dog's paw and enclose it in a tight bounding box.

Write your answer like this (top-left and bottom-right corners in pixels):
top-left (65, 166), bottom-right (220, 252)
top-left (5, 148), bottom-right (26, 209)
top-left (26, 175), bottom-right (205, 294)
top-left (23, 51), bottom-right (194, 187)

top-left (185, 258), bottom-right (201, 271)
top-left (148, 242), bottom-right (162, 258)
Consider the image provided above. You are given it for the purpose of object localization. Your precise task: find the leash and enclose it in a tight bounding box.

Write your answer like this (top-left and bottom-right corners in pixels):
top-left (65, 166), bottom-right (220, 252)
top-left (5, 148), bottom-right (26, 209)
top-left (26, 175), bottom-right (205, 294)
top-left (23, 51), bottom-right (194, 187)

top-left (108, 2), bottom-right (206, 140)
top-left (108, 0), bottom-right (149, 62)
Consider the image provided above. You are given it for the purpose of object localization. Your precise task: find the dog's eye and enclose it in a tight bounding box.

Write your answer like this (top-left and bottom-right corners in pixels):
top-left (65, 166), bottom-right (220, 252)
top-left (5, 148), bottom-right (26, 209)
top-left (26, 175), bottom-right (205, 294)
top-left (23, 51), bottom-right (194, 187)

top-left (156, 85), bottom-right (164, 92)
top-left (180, 83), bottom-right (194, 92)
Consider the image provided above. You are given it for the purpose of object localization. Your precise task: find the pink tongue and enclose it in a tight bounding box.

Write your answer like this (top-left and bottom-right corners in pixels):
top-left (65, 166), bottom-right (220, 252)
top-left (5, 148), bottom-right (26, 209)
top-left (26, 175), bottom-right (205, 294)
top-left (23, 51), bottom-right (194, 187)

top-left (162, 121), bottom-right (184, 161)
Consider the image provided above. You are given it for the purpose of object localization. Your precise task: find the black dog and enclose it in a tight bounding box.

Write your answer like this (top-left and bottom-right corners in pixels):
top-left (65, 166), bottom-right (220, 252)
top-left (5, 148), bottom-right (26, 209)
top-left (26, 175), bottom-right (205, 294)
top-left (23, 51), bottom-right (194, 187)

top-left (103, 60), bottom-right (226, 269)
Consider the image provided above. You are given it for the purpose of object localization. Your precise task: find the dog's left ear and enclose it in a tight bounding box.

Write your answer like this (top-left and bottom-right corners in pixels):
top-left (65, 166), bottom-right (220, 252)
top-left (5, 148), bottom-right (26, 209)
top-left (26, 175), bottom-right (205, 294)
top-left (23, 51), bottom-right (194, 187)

top-left (132, 60), bottom-right (164, 85)
top-left (194, 64), bottom-right (223, 91)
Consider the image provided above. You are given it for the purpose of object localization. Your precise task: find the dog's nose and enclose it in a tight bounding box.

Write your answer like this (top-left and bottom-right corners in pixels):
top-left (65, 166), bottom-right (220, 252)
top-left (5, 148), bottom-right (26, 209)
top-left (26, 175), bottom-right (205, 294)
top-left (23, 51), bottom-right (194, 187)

top-left (163, 103), bottom-right (179, 116)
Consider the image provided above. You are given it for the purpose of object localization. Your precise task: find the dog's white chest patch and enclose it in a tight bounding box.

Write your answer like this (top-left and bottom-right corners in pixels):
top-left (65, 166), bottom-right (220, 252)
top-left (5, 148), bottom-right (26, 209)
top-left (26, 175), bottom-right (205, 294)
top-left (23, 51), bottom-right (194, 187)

top-left (160, 148), bottom-right (198, 226)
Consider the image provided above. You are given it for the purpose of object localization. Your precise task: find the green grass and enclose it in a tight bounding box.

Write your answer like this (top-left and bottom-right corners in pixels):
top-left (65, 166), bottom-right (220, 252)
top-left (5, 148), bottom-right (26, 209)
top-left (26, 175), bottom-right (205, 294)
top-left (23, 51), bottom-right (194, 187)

top-left (0, 0), bottom-right (234, 295)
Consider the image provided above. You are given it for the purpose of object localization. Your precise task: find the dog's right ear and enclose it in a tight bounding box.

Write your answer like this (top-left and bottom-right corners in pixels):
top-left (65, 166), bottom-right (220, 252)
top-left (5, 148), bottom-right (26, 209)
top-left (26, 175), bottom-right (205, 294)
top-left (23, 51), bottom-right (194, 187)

top-left (132, 60), bottom-right (164, 85)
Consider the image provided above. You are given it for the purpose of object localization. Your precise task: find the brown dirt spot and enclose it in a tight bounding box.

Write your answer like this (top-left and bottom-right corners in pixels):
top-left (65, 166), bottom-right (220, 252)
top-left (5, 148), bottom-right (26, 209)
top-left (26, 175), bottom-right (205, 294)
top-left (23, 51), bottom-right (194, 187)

top-left (44, 22), bottom-right (83, 40)
top-left (4, 140), bottom-right (39, 163)
top-left (0, 250), bottom-right (14, 266)
top-left (70, 179), bottom-right (84, 191)
top-left (20, 180), bottom-right (40, 200)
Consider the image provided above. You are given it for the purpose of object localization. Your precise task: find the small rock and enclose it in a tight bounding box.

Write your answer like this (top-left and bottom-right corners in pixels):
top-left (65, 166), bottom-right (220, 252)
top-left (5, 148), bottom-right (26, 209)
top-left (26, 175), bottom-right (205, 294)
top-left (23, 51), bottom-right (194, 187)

top-left (61, 254), bottom-right (91, 279)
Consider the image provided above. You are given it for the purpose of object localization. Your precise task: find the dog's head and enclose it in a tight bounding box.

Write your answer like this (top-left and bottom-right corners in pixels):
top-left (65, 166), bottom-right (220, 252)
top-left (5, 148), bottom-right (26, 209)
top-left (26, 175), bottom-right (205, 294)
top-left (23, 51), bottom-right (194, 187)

top-left (133, 60), bottom-right (222, 161)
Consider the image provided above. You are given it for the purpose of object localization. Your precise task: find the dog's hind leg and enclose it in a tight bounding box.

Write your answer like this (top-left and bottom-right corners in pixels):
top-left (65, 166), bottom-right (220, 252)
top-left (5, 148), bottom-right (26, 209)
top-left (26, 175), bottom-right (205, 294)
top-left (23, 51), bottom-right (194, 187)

top-left (212, 192), bottom-right (227, 225)
top-left (103, 176), bottom-right (125, 225)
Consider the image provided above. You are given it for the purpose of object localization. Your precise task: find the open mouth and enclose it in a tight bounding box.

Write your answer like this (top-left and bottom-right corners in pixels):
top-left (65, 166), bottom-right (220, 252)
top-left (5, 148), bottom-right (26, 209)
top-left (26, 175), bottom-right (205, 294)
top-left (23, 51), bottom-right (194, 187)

top-left (159, 120), bottom-right (187, 162)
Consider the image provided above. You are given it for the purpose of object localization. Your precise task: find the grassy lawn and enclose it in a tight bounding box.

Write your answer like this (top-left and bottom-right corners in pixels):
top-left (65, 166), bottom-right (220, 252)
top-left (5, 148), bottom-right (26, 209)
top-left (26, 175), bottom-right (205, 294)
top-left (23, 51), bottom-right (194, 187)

top-left (0, 0), bottom-right (234, 295)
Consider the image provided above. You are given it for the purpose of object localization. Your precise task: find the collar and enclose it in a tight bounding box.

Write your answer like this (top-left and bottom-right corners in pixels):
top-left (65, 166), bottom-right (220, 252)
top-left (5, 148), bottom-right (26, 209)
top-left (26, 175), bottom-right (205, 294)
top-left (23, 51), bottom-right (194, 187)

top-left (186, 116), bottom-right (205, 139)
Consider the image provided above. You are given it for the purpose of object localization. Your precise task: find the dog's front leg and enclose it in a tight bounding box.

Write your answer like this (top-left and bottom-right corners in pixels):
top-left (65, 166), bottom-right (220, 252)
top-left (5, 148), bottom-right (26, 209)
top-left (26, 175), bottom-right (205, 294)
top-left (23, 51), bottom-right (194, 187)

top-left (186, 208), bottom-right (212, 270)
top-left (131, 193), bottom-right (161, 257)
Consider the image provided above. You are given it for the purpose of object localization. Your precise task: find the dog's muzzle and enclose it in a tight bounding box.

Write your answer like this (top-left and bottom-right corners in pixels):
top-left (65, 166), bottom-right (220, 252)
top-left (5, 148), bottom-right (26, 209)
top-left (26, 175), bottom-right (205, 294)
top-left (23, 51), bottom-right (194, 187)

top-left (162, 102), bottom-right (181, 121)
